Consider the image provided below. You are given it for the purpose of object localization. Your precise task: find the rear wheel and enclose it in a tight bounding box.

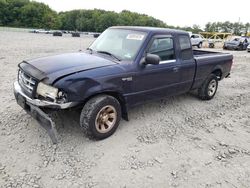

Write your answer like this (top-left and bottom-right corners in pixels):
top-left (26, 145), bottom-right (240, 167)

top-left (209, 43), bottom-right (215, 48)
top-left (198, 74), bottom-right (218, 100)
top-left (80, 95), bottom-right (121, 139)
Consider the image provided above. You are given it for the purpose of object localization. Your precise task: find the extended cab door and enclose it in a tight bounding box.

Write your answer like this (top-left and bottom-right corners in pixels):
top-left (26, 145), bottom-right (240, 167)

top-left (177, 35), bottom-right (196, 92)
top-left (129, 34), bottom-right (182, 104)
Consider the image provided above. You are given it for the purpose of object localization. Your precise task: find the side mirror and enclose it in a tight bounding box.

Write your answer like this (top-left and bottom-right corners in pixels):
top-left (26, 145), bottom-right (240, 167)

top-left (141, 54), bottom-right (160, 66)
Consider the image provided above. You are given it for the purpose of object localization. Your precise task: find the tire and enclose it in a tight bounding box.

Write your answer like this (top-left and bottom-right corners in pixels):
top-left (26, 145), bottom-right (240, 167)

top-left (209, 43), bottom-right (215, 48)
top-left (80, 95), bottom-right (121, 139)
top-left (72, 32), bottom-right (80, 37)
top-left (197, 42), bottom-right (202, 48)
top-left (238, 44), bottom-right (243, 51)
top-left (198, 74), bottom-right (218, 100)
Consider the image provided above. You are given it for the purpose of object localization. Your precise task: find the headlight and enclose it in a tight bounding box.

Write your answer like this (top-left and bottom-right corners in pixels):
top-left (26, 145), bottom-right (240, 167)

top-left (36, 82), bottom-right (58, 101)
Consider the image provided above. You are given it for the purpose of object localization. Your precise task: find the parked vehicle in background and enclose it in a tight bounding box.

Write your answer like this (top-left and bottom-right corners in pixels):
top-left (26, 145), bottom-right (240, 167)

top-left (14, 26), bottom-right (233, 143)
top-left (53, 31), bottom-right (63, 36)
top-left (29, 29), bottom-right (39, 33)
top-left (30, 29), bottom-right (51, 34)
top-left (62, 30), bottom-right (70, 34)
top-left (190, 34), bottom-right (204, 48)
top-left (247, 44), bottom-right (250, 52)
top-left (223, 37), bottom-right (249, 50)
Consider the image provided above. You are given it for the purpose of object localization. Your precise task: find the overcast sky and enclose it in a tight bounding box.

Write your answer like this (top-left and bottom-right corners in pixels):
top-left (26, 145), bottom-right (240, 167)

top-left (35, 0), bottom-right (249, 28)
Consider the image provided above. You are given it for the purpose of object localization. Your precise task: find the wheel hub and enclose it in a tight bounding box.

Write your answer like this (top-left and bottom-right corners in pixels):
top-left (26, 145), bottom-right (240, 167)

top-left (95, 105), bottom-right (117, 133)
top-left (101, 113), bottom-right (109, 123)
top-left (208, 80), bottom-right (217, 96)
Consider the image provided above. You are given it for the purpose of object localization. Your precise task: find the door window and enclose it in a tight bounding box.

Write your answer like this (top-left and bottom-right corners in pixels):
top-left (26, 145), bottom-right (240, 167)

top-left (148, 37), bottom-right (175, 62)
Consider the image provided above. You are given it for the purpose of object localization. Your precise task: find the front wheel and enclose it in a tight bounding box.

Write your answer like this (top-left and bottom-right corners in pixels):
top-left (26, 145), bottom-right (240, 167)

top-left (238, 44), bottom-right (243, 50)
top-left (198, 74), bottom-right (218, 100)
top-left (80, 95), bottom-right (121, 139)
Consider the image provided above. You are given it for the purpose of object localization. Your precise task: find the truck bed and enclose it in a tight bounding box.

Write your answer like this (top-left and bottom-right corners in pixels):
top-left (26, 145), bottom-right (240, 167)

top-left (191, 49), bottom-right (233, 90)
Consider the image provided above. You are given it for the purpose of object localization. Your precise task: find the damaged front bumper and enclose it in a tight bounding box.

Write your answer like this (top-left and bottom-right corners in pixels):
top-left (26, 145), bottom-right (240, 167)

top-left (13, 81), bottom-right (78, 144)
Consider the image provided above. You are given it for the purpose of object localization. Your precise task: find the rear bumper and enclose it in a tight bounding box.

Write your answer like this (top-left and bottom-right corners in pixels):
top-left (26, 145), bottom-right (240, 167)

top-left (13, 81), bottom-right (78, 143)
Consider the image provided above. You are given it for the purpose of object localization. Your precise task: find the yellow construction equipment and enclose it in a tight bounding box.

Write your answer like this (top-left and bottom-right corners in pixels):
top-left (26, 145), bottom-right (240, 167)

top-left (199, 32), bottom-right (232, 39)
top-left (198, 32), bottom-right (233, 48)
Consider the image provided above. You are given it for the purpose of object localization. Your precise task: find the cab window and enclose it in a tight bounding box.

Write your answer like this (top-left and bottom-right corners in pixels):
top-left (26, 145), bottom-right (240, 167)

top-left (179, 35), bottom-right (193, 60)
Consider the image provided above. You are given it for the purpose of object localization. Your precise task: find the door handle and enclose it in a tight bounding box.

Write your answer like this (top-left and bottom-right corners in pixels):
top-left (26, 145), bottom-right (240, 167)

top-left (173, 67), bottom-right (179, 72)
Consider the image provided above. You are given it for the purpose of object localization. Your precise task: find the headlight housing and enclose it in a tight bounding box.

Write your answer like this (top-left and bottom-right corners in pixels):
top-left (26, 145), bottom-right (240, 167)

top-left (36, 82), bottom-right (59, 102)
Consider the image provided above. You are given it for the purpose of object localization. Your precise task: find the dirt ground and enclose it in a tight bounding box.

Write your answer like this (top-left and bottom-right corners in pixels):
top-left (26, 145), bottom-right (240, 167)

top-left (0, 31), bottom-right (250, 188)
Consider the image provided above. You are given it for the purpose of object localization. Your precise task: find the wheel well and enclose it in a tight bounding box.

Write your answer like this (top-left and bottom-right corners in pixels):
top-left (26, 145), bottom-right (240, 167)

top-left (83, 92), bottom-right (128, 121)
top-left (212, 69), bottom-right (222, 80)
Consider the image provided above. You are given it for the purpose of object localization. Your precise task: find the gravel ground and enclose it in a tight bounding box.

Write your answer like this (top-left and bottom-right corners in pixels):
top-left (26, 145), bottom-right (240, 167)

top-left (0, 31), bottom-right (250, 188)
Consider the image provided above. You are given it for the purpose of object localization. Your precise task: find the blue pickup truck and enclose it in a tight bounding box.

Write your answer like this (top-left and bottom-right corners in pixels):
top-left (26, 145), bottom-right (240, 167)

top-left (14, 26), bottom-right (233, 143)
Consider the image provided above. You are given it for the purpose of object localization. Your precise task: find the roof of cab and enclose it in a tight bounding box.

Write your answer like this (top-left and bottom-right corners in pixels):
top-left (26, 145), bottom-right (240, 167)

top-left (110, 26), bottom-right (188, 35)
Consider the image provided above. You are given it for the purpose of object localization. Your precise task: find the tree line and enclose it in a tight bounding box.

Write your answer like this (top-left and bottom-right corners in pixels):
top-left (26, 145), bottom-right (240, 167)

top-left (0, 0), bottom-right (249, 35)
top-left (58, 9), bottom-right (167, 32)
top-left (0, 0), bottom-right (60, 29)
top-left (0, 0), bottom-right (167, 31)
top-left (205, 21), bottom-right (250, 35)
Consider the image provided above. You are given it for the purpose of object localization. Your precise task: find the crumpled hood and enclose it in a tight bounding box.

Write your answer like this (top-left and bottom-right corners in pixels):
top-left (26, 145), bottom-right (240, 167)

top-left (23, 52), bottom-right (117, 83)
top-left (225, 41), bottom-right (240, 46)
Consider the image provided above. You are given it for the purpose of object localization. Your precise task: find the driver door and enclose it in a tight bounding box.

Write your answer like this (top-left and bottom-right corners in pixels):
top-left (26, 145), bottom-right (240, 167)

top-left (130, 35), bottom-right (182, 105)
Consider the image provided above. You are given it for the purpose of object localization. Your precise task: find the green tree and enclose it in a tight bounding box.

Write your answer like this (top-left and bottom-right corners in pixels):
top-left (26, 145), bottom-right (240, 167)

top-left (20, 1), bottom-right (59, 29)
top-left (0, 0), bottom-right (29, 26)
top-left (0, 0), bottom-right (8, 25)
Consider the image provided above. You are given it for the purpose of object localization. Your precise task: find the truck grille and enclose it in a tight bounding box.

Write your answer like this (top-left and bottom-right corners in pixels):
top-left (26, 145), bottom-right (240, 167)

top-left (18, 69), bottom-right (37, 94)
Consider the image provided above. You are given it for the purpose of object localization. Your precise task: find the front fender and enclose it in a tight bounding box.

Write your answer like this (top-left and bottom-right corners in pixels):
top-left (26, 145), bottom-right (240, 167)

top-left (54, 74), bottom-right (129, 120)
top-left (54, 76), bottom-right (100, 102)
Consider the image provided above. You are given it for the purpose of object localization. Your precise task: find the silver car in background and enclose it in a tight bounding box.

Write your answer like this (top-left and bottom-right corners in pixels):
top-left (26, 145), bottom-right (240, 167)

top-left (190, 34), bottom-right (204, 48)
top-left (247, 44), bottom-right (250, 52)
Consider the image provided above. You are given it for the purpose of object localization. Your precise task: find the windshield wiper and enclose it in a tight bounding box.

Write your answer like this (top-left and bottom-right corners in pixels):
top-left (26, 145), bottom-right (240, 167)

top-left (97, 50), bottom-right (121, 61)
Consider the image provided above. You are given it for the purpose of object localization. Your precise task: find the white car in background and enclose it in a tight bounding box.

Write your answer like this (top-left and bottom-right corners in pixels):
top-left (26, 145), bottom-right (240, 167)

top-left (247, 44), bottom-right (250, 52)
top-left (190, 34), bottom-right (204, 48)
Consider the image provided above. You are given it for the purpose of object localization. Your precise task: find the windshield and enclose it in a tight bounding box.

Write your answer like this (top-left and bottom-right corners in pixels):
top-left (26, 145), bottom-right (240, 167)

top-left (232, 37), bottom-right (247, 42)
top-left (89, 29), bottom-right (146, 61)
